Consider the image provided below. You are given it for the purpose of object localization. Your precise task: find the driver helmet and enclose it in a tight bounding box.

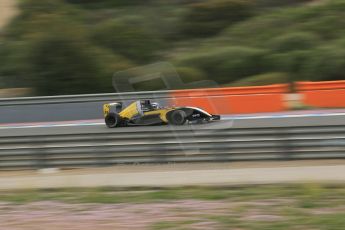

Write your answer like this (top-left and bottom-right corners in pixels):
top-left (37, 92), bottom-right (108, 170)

top-left (151, 102), bottom-right (159, 109)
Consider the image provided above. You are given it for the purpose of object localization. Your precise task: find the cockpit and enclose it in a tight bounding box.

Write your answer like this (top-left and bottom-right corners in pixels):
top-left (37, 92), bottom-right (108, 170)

top-left (140, 100), bottom-right (159, 112)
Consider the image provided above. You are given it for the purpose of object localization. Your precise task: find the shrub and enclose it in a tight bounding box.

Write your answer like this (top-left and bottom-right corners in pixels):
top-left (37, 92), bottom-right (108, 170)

top-left (28, 35), bottom-right (106, 95)
top-left (179, 0), bottom-right (254, 38)
top-left (175, 67), bottom-right (208, 83)
top-left (229, 72), bottom-right (290, 86)
top-left (65, 0), bottom-right (152, 8)
top-left (269, 32), bottom-right (320, 53)
top-left (0, 42), bottom-right (33, 88)
top-left (302, 45), bottom-right (345, 81)
top-left (255, 0), bottom-right (313, 8)
top-left (177, 46), bottom-right (266, 83)
top-left (91, 20), bottom-right (162, 63)
top-left (263, 50), bottom-right (314, 79)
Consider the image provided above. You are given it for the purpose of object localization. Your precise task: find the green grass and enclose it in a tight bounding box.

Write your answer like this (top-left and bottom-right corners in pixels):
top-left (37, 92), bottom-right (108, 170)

top-left (1, 184), bottom-right (345, 229)
top-left (152, 220), bottom-right (199, 230)
top-left (1, 184), bottom-right (345, 205)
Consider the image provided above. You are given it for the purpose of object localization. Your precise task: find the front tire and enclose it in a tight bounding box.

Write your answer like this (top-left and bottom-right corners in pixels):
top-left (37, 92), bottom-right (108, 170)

top-left (168, 110), bottom-right (187, 125)
top-left (105, 112), bottom-right (121, 128)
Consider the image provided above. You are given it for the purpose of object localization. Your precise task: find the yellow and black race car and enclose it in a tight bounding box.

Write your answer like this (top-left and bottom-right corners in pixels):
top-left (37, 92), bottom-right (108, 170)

top-left (103, 100), bottom-right (220, 128)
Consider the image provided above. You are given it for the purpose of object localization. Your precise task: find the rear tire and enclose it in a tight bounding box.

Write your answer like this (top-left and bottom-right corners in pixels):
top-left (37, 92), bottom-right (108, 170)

top-left (168, 110), bottom-right (187, 125)
top-left (105, 113), bottom-right (121, 128)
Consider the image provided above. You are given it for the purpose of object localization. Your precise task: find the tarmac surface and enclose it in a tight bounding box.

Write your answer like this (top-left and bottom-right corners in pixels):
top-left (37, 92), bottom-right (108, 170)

top-left (1, 109), bottom-right (345, 137)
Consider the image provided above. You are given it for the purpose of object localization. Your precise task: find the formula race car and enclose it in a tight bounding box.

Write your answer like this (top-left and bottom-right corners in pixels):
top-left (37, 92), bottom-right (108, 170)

top-left (103, 100), bottom-right (220, 128)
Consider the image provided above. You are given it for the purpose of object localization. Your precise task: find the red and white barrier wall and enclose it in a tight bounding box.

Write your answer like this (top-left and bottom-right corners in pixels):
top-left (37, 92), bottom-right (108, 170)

top-left (169, 84), bottom-right (289, 114)
top-left (168, 80), bottom-right (345, 114)
top-left (296, 80), bottom-right (345, 108)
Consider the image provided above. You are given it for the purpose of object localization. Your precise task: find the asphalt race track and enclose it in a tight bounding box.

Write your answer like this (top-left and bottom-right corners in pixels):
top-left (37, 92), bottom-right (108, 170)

top-left (1, 110), bottom-right (345, 137)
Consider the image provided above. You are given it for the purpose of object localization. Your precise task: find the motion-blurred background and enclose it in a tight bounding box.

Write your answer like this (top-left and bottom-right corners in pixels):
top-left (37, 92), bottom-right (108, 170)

top-left (1, 0), bottom-right (345, 96)
top-left (1, 1), bottom-right (345, 230)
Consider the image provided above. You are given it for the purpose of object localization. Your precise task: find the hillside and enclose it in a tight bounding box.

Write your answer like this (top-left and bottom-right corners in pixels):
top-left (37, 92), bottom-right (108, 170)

top-left (0, 0), bottom-right (18, 30)
top-left (0, 0), bottom-right (344, 95)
